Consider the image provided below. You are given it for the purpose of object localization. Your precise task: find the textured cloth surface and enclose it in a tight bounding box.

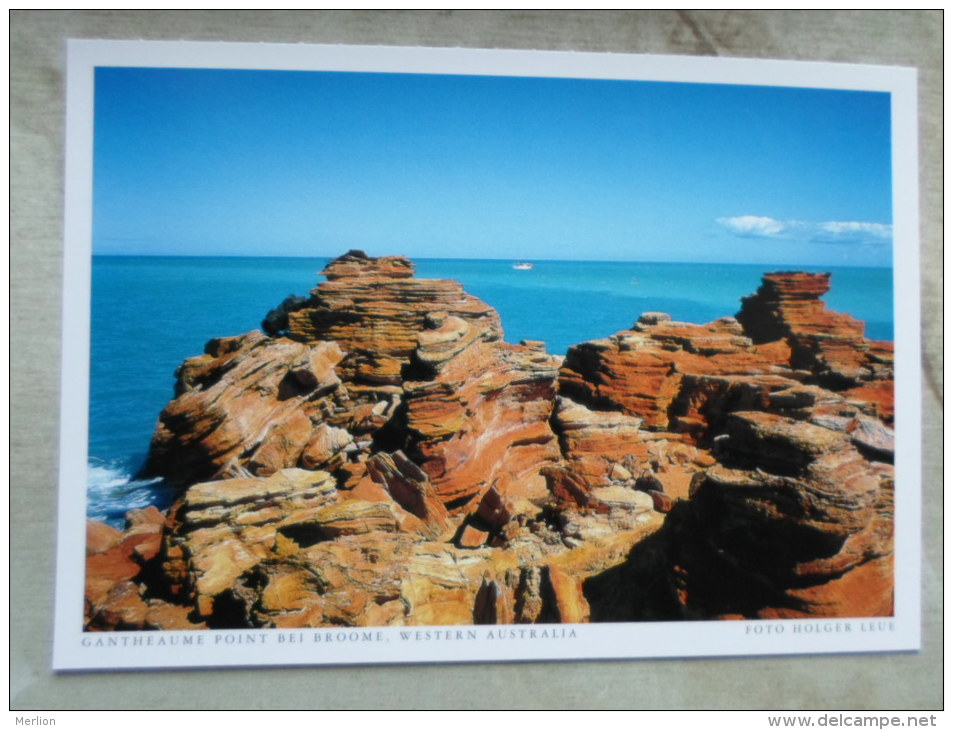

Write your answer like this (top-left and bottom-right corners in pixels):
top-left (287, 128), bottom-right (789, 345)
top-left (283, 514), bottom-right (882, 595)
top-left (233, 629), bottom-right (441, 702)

top-left (11, 9), bottom-right (941, 710)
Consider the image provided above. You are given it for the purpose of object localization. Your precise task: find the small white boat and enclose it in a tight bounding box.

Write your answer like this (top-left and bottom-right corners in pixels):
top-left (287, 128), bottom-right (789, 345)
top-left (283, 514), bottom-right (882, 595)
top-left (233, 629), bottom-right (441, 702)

top-left (512, 261), bottom-right (534, 270)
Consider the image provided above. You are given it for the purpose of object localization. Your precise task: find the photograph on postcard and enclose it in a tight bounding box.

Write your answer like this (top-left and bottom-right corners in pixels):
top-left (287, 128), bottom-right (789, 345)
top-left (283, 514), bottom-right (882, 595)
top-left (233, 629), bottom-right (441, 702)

top-left (56, 41), bottom-right (920, 670)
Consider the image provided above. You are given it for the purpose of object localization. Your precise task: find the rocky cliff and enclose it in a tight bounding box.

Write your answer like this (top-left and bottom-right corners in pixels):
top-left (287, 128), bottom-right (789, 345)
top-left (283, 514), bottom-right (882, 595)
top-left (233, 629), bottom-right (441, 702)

top-left (86, 253), bottom-right (894, 630)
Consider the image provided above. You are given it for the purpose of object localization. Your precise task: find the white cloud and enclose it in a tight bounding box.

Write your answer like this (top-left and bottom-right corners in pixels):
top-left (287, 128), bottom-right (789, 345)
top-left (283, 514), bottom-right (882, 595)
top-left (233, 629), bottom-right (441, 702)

top-left (813, 221), bottom-right (893, 244)
top-left (717, 216), bottom-right (892, 245)
top-left (716, 215), bottom-right (787, 237)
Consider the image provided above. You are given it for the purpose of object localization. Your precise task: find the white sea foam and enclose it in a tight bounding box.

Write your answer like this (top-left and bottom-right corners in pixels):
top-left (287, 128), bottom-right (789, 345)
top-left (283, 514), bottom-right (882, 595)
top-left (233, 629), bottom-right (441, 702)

top-left (86, 459), bottom-right (171, 528)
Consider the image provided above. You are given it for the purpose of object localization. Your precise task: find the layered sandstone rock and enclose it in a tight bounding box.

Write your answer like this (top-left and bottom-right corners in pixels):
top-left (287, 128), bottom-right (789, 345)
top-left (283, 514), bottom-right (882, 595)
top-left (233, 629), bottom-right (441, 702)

top-left (585, 411), bottom-right (894, 620)
top-left (285, 250), bottom-right (503, 387)
top-left (550, 394), bottom-right (715, 496)
top-left (558, 313), bottom-right (792, 434)
top-left (737, 272), bottom-right (893, 387)
top-left (571, 273), bottom-right (895, 621)
top-left (90, 467), bottom-right (660, 629)
top-left (141, 333), bottom-right (349, 485)
top-left (85, 507), bottom-right (204, 631)
top-left (557, 274), bottom-right (892, 450)
top-left (398, 336), bottom-right (563, 512)
top-left (90, 259), bottom-right (893, 630)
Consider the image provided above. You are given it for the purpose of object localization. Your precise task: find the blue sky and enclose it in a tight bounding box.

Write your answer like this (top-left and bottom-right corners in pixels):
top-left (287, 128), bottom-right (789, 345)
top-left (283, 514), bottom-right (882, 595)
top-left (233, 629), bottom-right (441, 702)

top-left (93, 67), bottom-right (894, 267)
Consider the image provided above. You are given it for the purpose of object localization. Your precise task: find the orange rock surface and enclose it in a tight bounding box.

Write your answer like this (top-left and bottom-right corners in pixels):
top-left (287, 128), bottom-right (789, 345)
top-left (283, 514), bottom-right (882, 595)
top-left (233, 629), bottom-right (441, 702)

top-left (286, 250), bottom-right (503, 386)
top-left (737, 272), bottom-right (893, 387)
top-left (87, 259), bottom-right (894, 629)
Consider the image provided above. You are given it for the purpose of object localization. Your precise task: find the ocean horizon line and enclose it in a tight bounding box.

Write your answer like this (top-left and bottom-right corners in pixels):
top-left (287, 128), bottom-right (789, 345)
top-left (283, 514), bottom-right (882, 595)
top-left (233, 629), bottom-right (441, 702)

top-left (90, 251), bottom-right (894, 271)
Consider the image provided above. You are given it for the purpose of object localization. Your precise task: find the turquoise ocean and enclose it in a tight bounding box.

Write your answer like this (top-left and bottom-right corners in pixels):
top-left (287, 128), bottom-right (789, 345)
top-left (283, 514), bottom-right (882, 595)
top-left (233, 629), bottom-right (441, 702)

top-left (88, 256), bottom-right (893, 526)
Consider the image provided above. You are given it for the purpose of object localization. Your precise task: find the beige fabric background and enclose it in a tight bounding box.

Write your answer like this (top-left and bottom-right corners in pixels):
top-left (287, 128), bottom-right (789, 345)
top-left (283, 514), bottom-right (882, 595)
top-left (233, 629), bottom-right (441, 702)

top-left (10, 10), bottom-right (942, 710)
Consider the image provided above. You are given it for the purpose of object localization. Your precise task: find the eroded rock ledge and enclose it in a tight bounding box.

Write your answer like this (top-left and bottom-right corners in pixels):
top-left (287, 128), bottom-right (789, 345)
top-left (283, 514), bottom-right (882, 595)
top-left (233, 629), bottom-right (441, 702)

top-left (87, 254), bottom-right (894, 630)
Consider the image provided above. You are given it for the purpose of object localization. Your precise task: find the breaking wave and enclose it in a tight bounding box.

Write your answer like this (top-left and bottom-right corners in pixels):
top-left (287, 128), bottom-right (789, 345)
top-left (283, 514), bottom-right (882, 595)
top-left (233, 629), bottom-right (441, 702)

top-left (86, 458), bottom-right (174, 528)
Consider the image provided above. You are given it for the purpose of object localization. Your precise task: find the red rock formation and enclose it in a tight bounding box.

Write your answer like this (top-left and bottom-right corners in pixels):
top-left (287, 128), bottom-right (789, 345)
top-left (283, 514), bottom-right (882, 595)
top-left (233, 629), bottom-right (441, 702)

top-left (558, 313), bottom-right (791, 434)
top-left (144, 249), bottom-right (550, 503)
top-left (85, 507), bottom-right (203, 630)
top-left (286, 251), bottom-right (503, 387)
top-left (399, 336), bottom-right (563, 512)
top-left (737, 272), bottom-right (892, 387)
top-left (365, 450), bottom-right (451, 538)
top-left (555, 273), bottom-right (893, 479)
top-left (99, 257), bottom-right (893, 630)
top-left (104, 466), bottom-right (659, 629)
top-left (142, 333), bottom-right (349, 485)
top-left (585, 411), bottom-right (894, 620)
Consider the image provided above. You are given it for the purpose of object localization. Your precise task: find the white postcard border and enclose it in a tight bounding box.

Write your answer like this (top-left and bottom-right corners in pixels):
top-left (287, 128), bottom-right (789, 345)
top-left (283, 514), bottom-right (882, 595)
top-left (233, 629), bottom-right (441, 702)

top-left (54, 39), bottom-right (921, 671)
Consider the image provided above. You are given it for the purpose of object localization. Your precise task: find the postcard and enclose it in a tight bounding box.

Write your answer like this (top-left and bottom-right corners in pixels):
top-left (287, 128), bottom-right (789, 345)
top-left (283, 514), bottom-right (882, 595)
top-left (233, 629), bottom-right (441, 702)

top-left (54, 39), bottom-right (920, 671)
